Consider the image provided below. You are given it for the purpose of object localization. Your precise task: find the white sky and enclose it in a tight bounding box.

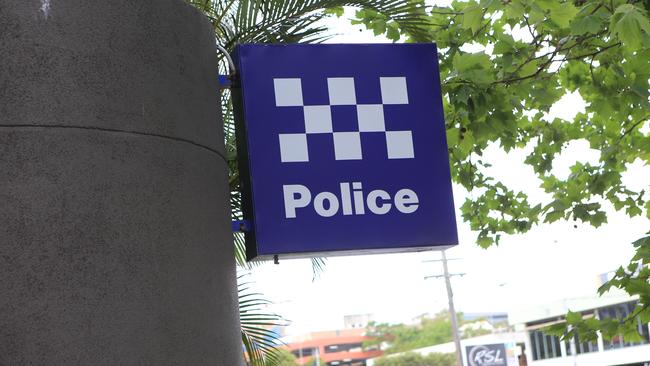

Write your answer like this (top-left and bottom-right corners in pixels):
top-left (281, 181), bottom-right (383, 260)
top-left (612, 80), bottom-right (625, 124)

top-left (246, 7), bottom-right (650, 337)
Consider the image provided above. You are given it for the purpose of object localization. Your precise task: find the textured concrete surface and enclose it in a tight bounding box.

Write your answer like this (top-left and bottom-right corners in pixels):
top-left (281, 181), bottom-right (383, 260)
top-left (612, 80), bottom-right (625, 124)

top-left (0, 0), bottom-right (221, 152)
top-left (0, 1), bottom-right (243, 365)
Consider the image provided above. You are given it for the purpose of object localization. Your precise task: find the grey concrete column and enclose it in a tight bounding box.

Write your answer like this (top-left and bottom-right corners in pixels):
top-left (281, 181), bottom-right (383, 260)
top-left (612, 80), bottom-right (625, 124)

top-left (0, 1), bottom-right (244, 365)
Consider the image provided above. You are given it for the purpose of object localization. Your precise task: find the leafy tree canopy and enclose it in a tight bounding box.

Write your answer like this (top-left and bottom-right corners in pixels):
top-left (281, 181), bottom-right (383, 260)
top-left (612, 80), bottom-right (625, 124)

top-left (546, 231), bottom-right (650, 344)
top-left (356, 0), bottom-right (650, 246)
top-left (188, 0), bottom-right (650, 360)
top-left (272, 349), bottom-right (300, 366)
top-left (365, 311), bottom-right (490, 354)
top-left (355, 0), bottom-right (650, 343)
top-left (305, 356), bottom-right (328, 366)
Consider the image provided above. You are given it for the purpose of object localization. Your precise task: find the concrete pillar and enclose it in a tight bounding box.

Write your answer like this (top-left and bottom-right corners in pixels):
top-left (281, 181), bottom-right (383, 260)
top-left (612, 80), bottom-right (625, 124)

top-left (0, 1), bottom-right (243, 365)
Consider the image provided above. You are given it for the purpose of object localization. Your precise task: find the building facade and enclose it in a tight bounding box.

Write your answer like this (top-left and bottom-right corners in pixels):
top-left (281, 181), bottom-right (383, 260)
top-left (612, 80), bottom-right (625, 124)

top-left (284, 329), bottom-right (382, 366)
top-left (366, 331), bottom-right (527, 366)
top-left (510, 294), bottom-right (650, 366)
top-left (366, 295), bottom-right (650, 366)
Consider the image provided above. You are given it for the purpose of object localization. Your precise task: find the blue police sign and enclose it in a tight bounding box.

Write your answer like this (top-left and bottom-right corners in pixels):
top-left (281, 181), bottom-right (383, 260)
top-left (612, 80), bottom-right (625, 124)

top-left (233, 44), bottom-right (457, 260)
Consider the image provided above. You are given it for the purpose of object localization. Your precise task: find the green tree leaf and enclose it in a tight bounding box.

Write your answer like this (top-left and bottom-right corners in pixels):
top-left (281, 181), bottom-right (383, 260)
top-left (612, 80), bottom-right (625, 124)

top-left (571, 15), bottom-right (603, 35)
top-left (462, 5), bottom-right (483, 34)
top-left (610, 4), bottom-right (650, 50)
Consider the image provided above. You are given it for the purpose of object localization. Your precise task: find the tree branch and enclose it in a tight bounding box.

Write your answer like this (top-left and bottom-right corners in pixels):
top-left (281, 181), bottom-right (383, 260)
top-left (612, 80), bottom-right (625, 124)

top-left (564, 42), bottom-right (621, 61)
top-left (620, 115), bottom-right (650, 140)
top-left (494, 55), bottom-right (556, 85)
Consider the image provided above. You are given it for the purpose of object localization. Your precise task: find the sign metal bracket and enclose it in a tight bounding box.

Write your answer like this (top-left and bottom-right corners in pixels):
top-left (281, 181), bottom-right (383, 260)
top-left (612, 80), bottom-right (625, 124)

top-left (231, 220), bottom-right (251, 233)
top-left (216, 42), bottom-right (237, 90)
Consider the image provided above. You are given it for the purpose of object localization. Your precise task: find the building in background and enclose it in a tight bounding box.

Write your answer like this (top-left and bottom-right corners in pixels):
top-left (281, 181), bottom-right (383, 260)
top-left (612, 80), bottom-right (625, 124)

top-left (366, 293), bottom-right (650, 366)
top-left (366, 331), bottom-right (527, 366)
top-left (344, 314), bottom-right (375, 329)
top-left (509, 292), bottom-right (650, 365)
top-left (283, 328), bottom-right (382, 366)
top-left (463, 312), bottom-right (509, 326)
top-left (410, 311), bottom-right (508, 327)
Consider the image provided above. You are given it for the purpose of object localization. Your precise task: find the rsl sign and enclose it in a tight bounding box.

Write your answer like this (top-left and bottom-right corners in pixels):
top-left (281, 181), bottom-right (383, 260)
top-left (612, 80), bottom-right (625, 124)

top-left (232, 44), bottom-right (457, 260)
top-left (465, 343), bottom-right (518, 366)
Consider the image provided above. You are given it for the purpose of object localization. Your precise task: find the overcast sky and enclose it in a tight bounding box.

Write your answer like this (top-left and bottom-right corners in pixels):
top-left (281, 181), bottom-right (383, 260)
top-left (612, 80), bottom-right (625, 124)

top-left (246, 7), bottom-right (650, 337)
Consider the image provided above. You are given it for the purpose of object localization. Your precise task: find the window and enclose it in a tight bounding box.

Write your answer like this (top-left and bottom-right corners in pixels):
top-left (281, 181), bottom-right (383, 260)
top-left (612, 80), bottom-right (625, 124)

top-left (291, 347), bottom-right (316, 358)
top-left (598, 301), bottom-right (650, 350)
top-left (565, 332), bottom-right (598, 355)
top-left (530, 329), bottom-right (562, 360)
top-left (562, 312), bottom-right (599, 356)
top-left (324, 343), bottom-right (364, 353)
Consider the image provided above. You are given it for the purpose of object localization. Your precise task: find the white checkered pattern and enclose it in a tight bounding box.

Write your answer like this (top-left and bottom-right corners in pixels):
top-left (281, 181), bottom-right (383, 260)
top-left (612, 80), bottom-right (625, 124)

top-left (274, 77), bottom-right (413, 162)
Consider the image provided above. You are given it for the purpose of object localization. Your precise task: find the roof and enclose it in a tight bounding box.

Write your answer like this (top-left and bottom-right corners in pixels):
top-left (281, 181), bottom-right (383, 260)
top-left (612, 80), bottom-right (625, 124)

top-left (508, 290), bottom-right (638, 325)
top-left (285, 335), bottom-right (368, 350)
top-left (283, 328), bottom-right (366, 346)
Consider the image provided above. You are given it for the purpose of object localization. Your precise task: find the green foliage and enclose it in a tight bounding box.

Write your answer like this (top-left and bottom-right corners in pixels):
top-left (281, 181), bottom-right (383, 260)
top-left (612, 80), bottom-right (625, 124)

top-left (239, 274), bottom-right (288, 366)
top-left (365, 312), bottom-right (454, 354)
top-left (373, 352), bottom-right (456, 366)
top-left (610, 4), bottom-right (650, 50)
top-left (272, 349), bottom-right (300, 366)
top-left (187, 0), bottom-right (428, 50)
top-left (365, 311), bottom-right (492, 354)
top-left (546, 231), bottom-right (650, 342)
top-left (353, 0), bottom-right (650, 248)
top-left (186, 0), bottom-right (650, 362)
top-left (461, 325), bottom-right (492, 339)
top-left (305, 356), bottom-right (328, 366)
top-left (353, 0), bottom-right (650, 354)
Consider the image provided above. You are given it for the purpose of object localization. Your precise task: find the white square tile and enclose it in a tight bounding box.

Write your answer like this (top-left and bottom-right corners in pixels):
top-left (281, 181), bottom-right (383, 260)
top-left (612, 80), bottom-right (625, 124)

top-left (327, 77), bottom-right (357, 105)
top-left (333, 132), bottom-right (362, 160)
top-left (279, 133), bottom-right (309, 162)
top-left (357, 104), bottom-right (385, 132)
top-left (386, 131), bottom-right (414, 159)
top-left (380, 77), bottom-right (409, 105)
top-left (274, 78), bottom-right (304, 107)
top-left (304, 105), bottom-right (333, 134)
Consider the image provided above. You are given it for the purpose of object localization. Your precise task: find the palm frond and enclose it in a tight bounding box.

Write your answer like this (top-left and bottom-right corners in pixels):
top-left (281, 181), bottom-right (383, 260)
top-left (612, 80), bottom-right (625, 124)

top-left (188, 0), bottom-right (428, 50)
top-left (200, 0), bottom-right (426, 272)
top-left (311, 257), bottom-right (327, 281)
top-left (184, 1), bottom-right (424, 363)
top-left (238, 273), bottom-right (288, 365)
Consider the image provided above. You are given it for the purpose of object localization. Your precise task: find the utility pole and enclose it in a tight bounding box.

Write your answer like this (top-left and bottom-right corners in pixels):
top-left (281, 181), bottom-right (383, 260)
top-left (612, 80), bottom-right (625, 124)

top-left (442, 250), bottom-right (464, 366)
top-left (424, 250), bottom-right (465, 366)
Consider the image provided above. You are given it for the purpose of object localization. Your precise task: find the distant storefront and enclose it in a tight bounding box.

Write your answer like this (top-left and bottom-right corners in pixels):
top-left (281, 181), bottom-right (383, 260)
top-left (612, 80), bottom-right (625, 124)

top-left (510, 294), bottom-right (650, 366)
top-left (365, 294), bottom-right (650, 366)
top-left (366, 331), bottom-right (528, 366)
top-left (283, 328), bottom-right (382, 366)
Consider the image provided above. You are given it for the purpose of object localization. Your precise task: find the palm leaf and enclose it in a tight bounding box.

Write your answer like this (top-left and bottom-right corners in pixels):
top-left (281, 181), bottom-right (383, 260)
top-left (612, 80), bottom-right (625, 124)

top-left (238, 274), bottom-right (288, 365)
top-left (187, 0), bottom-right (428, 49)
top-left (192, 0), bottom-right (427, 270)
top-left (184, 1), bottom-right (427, 364)
top-left (311, 257), bottom-right (327, 280)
